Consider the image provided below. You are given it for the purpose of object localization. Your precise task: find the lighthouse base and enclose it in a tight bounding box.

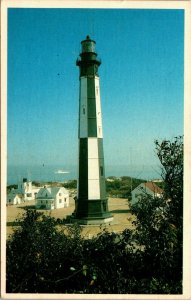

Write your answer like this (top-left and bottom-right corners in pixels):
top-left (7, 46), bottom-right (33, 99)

top-left (71, 216), bottom-right (113, 225)
top-left (71, 198), bottom-right (113, 225)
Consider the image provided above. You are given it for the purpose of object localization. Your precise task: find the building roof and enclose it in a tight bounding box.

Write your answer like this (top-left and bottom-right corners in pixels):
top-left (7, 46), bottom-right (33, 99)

top-left (36, 186), bottom-right (69, 199)
top-left (143, 182), bottom-right (163, 194)
top-left (7, 192), bottom-right (22, 200)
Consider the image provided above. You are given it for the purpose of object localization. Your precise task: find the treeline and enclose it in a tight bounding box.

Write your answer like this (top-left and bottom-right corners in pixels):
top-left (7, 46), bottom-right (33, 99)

top-left (56, 177), bottom-right (163, 198)
top-left (106, 176), bottom-right (145, 198)
top-left (62, 177), bottom-right (148, 198)
top-left (7, 184), bottom-right (18, 193)
top-left (8, 177), bottom-right (163, 199)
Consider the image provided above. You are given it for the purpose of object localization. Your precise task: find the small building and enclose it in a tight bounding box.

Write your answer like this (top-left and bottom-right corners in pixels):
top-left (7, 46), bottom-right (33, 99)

top-left (35, 186), bottom-right (69, 210)
top-left (7, 190), bottom-right (23, 205)
top-left (131, 181), bottom-right (163, 205)
top-left (17, 178), bottom-right (41, 201)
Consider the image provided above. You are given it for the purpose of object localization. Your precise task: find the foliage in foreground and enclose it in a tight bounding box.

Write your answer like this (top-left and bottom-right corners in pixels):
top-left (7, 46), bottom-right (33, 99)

top-left (6, 136), bottom-right (183, 294)
top-left (6, 210), bottom-right (181, 294)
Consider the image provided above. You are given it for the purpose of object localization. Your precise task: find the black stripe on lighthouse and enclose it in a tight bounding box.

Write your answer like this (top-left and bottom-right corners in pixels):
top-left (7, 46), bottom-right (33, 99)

top-left (78, 138), bottom-right (88, 200)
top-left (87, 78), bottom-right (97, 137)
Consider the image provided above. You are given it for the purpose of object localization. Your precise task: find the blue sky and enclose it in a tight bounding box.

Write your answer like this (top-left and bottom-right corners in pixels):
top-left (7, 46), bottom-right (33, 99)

top-left (8, 8), bottom-right (184, 172)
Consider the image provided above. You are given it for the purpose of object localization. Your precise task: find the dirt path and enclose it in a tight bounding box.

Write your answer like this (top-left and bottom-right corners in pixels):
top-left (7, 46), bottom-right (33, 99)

top-left (6, 197), bottom-right (135, 239)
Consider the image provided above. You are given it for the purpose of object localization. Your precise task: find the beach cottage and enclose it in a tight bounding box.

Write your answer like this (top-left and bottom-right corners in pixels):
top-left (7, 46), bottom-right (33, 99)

top-left (7, 190), bottom-right (23, 205)
top-left (35, 186), bottom-right (69, 210)
top-left (131, 181), bottom-right (163, 205)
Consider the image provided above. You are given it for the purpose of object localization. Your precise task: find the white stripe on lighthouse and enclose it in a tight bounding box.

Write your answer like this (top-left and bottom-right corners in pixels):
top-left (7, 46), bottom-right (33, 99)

top-left (95, 77), bottom-right (103, 138)
top-left (88, 180), bottom-right (100, 199)
top-left (88, 159), bottom-right (99, 179)
top-left (79, 77), bottom-right (88, 138)
top-left (88, 138), bottom-right (99, 158)
top-left (88, 138), bottom-right (100, 199)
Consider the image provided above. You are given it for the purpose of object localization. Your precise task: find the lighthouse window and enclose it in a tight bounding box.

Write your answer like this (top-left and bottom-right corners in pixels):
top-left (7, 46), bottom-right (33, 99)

top-left (83, 107), bottom-right (86, 114)
top-left (96, 87), bottom-right (99, 95)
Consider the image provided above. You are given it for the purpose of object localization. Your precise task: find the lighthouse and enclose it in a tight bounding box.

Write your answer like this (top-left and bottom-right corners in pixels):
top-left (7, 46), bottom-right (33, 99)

top-left (74, 36), bottom-right (113, 224)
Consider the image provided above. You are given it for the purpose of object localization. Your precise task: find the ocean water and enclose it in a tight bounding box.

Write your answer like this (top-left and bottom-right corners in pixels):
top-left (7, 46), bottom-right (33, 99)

top-left (7, 165), bottom-right (77, 185)
top-left (7, 164), bottom-right (162, 185)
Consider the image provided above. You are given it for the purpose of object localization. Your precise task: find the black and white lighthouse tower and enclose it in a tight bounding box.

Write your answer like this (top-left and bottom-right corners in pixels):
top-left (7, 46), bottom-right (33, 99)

top-left (74, 36), bottom-right (113, 224)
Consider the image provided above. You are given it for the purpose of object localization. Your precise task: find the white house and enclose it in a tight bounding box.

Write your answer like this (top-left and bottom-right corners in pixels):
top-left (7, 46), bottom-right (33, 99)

top-left (17, 178), bottom-right (41, 201)
top-left (131, 181), bottom-right (163, 205)
top-left (35, 186), bottom-right (69, 210)
top-left (7, 178), bottom-right (41, 205)
top-left (7, 190), bottom-right (23, 205)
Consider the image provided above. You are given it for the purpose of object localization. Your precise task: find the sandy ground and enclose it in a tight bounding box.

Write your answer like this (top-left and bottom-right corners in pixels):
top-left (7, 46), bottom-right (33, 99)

top-left (6, 197), bottom-right (135, 239)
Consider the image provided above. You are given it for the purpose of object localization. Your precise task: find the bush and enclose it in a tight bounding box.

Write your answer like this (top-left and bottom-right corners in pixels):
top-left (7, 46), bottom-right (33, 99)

top-left (63, 180), bottom-right (77, 189)
top-left (6, 211), bottom-right (144, 293)
top-left (130, 136), bottom-right (183, 293)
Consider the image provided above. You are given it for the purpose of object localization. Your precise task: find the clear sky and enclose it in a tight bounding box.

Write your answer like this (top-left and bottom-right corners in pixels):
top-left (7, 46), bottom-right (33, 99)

top-left (8, 8), bottom-right (184, 171)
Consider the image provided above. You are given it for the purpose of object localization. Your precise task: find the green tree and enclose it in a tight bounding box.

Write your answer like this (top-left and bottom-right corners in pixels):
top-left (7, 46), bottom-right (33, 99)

top-left (131, 136), bottom-right (183, 293)
top-left (155, 136), bottom-right (183, 231)
top-left (63, 180), bottom-right (77, 189)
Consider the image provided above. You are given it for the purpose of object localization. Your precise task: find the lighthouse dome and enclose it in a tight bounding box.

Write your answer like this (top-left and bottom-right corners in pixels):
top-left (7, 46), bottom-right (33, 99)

top-left (81, 35), bottom-right (96, 53)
